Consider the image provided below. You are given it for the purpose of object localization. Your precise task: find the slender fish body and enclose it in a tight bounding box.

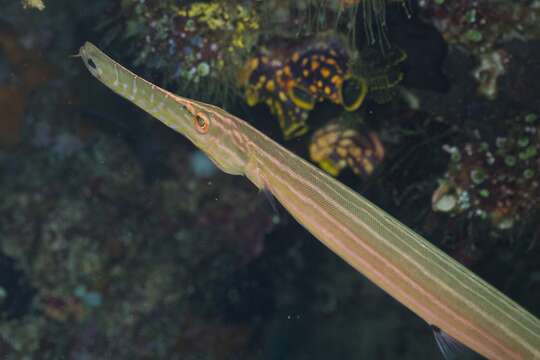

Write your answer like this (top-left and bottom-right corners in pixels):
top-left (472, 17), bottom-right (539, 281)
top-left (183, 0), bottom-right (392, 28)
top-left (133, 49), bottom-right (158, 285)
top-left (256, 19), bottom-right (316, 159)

top-left (79, 42), bottom-right (540, 359)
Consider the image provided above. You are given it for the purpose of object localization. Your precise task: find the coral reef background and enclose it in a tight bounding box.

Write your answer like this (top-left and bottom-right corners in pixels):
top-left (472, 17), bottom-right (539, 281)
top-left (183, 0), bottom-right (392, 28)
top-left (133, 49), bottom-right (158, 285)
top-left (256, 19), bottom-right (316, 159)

top-left (0, 0), bottom-right (539, 359)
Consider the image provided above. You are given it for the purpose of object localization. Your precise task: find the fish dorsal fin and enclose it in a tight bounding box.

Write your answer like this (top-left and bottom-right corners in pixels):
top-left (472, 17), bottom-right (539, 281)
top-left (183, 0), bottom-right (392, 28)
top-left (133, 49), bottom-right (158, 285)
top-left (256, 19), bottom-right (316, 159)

top-left (431, 325), bottom-right (469, 360)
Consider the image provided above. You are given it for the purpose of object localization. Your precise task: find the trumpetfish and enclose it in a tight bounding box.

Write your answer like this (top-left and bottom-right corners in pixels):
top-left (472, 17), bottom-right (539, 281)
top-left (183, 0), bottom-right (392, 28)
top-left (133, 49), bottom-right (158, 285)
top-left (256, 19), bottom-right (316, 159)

top-left (78, 42), bottom-right (540, 359)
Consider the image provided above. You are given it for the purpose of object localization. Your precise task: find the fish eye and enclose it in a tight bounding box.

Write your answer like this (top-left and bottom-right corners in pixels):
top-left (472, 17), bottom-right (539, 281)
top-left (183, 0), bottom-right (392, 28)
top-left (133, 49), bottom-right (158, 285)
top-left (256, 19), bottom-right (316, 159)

top-left (194, 112), bottom-right (210, 134)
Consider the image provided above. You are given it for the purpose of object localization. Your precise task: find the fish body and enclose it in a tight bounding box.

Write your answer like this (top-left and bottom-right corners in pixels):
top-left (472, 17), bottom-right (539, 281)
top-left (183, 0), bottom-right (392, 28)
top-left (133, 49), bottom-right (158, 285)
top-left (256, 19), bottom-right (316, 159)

top-left (79, 42), bottom-right (540, 360)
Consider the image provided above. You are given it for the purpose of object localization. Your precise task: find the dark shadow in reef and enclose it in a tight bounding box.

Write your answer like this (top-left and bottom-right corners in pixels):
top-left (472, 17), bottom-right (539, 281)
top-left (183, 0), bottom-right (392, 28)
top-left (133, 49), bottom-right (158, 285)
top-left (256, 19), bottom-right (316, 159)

top-left (388, 9), bottom-right (449, 92)
top-left (0, 253), bottom-right (36, 319)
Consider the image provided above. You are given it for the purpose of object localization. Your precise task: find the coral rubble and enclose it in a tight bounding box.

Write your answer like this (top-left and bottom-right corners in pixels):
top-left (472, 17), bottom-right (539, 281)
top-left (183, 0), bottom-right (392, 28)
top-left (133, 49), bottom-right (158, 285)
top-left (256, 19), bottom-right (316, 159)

top-left (433, 113), bottom-right (540, 230)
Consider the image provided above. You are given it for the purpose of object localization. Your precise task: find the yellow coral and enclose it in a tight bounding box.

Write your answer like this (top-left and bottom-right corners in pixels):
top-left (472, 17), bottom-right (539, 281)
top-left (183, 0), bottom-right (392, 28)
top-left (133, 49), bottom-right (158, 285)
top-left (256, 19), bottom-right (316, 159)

top-left (178, 2), bottom-right (258, 34)
top-left (21, 0), bottom-right (45, 10)
top-left (177, 2), bottom-right (259, 51)
top-left (309, 120), bottom-right (385, 178)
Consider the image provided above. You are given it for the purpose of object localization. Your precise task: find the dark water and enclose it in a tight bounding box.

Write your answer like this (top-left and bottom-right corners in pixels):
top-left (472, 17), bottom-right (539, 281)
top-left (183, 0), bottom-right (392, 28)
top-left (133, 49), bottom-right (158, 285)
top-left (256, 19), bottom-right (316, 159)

top-left (0, 1), bottom-right (538, 359)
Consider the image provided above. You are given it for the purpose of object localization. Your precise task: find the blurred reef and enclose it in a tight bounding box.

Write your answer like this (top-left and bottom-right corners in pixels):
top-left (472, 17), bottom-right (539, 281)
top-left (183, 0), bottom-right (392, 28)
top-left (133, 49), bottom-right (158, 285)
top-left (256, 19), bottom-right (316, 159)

top-left (0, 0), bottom-right (539, 359)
